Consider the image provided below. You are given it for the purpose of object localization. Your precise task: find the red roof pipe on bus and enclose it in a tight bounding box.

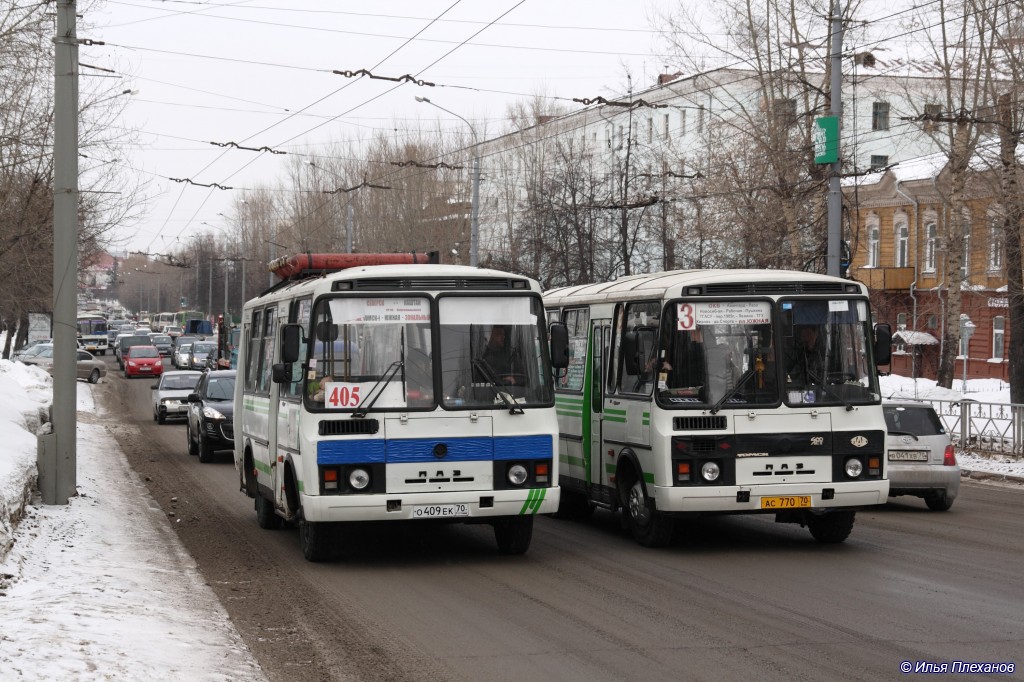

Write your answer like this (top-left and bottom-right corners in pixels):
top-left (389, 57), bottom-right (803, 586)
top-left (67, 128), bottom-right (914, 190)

top-left (268, 251), bottom-right (440, 280)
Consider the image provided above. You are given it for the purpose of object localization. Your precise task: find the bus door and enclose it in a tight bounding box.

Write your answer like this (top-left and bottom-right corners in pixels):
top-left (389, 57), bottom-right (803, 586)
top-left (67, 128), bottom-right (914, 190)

top-left (590, 320), bottom-right (614, 504)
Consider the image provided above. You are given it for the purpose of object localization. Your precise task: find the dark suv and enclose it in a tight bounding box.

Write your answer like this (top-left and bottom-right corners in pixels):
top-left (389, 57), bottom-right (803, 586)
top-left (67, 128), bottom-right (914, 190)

top-left (117, 335), bottom-right (154, 370)
top-left (186, 369), bottom-right (236, 463)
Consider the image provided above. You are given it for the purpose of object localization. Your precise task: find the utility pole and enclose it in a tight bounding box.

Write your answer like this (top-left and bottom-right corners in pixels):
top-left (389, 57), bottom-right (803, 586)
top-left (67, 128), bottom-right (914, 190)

top-left (41, 0), bottom-right (79, 504)
top-left (826, 0), bottom-right (844, 277)
top-left (346, 204), bottom-right (354, 253)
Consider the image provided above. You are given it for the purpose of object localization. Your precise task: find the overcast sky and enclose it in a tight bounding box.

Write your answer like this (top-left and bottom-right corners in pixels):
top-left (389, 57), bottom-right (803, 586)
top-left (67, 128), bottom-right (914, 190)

top-left (83, 0), bottom-right (689, 255)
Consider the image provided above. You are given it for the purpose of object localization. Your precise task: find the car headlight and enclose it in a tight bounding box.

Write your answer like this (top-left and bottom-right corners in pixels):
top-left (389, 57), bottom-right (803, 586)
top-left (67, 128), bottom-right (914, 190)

top-left (844, 458), bottom-right (864, 478)
top-left (202, 406), bottom-right (226, 420)
top-left (349, 468), bottom-right (370, 490)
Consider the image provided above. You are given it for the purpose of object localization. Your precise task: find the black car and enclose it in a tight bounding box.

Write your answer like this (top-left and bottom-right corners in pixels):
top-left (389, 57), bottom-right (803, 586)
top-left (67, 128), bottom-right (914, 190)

top-left (186, 369), bottom-right (236, 463)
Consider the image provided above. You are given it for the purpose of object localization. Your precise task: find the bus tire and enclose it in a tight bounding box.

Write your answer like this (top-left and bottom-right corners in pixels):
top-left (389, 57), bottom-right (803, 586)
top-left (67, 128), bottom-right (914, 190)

top-left (494, 515), bottom-right (533, 555)
top-left (255, 494), bottom-right (283, 530)
top-left (806, 510), bottom-right (855, 543)
top-left (624, 479), bottom-right (674, 547)
top-left (298, 510), bottom-right (331, 562)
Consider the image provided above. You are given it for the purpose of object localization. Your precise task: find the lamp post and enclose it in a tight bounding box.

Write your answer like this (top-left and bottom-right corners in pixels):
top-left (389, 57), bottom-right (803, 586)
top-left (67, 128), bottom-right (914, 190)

top-left (415, 96), bottom-right (480, 267)
top-left (959, 314), bottom-right (976, 393)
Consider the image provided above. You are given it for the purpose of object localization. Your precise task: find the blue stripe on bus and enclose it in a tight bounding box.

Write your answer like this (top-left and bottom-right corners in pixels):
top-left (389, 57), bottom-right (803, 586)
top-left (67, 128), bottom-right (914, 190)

top-left (317, 435), bottom-right (552, 465)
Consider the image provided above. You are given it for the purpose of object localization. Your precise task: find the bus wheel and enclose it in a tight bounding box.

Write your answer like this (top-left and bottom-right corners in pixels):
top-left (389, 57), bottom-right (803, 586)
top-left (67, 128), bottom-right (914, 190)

top-left (805, 510), bottom-right (855, 543)
top-left (255, 493), bottom-right (282, 530)
top-left (624, 480), bottom-right (674, 547)
top-left (298, 510), bottom-right (331, 562)
top-left (494, 515), bottom-right (533, 555)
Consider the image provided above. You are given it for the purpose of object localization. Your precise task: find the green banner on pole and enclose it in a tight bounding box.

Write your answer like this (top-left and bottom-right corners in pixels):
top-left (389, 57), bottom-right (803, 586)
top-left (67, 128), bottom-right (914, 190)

top-left (814, 116), bottom-right (839, 164)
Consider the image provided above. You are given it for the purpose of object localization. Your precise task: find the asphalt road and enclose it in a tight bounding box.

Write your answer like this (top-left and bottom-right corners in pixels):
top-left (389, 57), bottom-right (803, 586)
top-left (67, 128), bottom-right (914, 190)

top-left (99, 359), bottom-right (1024, 681)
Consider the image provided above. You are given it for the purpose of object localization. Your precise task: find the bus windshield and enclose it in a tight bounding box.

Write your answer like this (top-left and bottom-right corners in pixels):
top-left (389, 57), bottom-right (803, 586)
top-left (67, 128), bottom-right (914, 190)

top-left (656, 299), bottom-right (879, 409)
top-left (77, 317), bottom-right (107, 335)
top-left (438, 296), bottom-right (552, 409)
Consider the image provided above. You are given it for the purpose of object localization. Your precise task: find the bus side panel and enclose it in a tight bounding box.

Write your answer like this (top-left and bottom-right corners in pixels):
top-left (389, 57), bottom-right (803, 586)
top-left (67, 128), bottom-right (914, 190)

top-left (244, 394), bottom-right (272, 493)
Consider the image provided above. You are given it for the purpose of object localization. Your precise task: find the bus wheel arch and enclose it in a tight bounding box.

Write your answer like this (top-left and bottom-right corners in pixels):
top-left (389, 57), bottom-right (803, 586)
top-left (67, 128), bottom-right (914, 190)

top-left (242, 444), bottom-right (257, 498)
top-left (616, 450), bottom-right (675, 548)
top-left (283, 458), bottom-right (301, 522)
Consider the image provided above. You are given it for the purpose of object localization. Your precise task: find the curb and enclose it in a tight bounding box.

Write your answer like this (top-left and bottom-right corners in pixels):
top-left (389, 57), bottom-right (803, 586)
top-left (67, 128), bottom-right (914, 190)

top-left (960, 468), bottom-right (1024, 485)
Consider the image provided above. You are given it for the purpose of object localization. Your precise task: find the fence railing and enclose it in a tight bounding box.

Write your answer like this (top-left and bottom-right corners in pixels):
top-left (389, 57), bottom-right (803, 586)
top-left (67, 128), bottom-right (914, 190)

top-left (929, 399), bottom-right (1024, 457)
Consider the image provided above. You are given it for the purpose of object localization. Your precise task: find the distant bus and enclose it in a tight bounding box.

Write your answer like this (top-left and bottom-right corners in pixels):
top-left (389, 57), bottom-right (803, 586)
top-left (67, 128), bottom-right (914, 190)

top-left (154, 312), bottom-right (176, 332)
top-left (76, 313), bottom-right (109, 355)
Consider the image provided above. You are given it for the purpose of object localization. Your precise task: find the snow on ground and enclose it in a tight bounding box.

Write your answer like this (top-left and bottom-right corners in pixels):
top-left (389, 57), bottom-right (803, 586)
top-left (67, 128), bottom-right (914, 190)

top-left (0, 360), bottom-right (265, 680)
top-left (0, 345), bottom-right (1021, 678)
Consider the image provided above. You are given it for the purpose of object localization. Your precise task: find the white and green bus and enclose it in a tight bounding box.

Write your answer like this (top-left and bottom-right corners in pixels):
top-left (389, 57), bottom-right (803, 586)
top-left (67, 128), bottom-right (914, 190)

top-left (234, 253), bottom-right (568, 561)
top-left (544, 269), bottom-right (893, 546)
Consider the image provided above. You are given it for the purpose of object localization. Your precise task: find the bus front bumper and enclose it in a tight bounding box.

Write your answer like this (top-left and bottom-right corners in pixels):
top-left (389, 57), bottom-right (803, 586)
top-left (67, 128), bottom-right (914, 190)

top-left (299, 486), bottom-right (560, 523)
top-left (652, 480), bottom-right (889, 513)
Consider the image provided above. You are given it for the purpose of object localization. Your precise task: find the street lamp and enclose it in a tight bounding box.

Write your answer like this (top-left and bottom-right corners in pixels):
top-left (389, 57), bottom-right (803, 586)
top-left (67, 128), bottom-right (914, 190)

top-left (415, 96), bottom-right (481, 267)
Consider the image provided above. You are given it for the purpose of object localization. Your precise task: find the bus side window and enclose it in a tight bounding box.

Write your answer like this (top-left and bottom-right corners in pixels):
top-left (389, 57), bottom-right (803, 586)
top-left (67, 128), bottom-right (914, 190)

top-left (245, 310), bottom-right (262, 392)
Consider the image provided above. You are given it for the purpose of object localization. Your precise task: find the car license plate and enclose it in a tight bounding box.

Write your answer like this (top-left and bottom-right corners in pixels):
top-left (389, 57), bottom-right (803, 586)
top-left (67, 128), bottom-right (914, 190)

top-left (888, 450), bottom-right (929, 461)
top-left (140, 366), bottom-right (152, 372)
top-left (760, 495), bottom-right (811, 509)
top-left (410, 503), bottom-right (470, 519)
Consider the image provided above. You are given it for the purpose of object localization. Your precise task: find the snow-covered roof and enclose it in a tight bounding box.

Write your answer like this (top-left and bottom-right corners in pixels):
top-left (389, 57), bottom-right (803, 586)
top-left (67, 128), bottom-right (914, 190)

top-left (894, 330), bottom-right (939, 345)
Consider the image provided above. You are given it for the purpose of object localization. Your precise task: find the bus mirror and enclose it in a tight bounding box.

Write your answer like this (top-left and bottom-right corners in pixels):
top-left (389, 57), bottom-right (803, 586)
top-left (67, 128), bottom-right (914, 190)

top-left (549, 322), bottom-right (569, 369)
top-left (281, 324), bottom-right (302, 363)
top-left (622, 331), bottom-right (640, 375)
top-left (874, 323), bottom-right (893, 366)
top-left (272, 363), bottom-right (292, 384)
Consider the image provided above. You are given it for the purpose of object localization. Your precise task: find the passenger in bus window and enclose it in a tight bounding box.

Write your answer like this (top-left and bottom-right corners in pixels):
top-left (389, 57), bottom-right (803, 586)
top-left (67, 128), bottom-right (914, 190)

top-left (309, 374), bottom-right (333, 403)
top-left (481, 325), bottom-right (519, 385)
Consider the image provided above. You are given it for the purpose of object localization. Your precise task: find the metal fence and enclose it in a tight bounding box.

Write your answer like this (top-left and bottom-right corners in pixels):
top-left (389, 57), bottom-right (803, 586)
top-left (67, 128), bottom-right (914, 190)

top-left (929, 399), bottom-right (1024, 457)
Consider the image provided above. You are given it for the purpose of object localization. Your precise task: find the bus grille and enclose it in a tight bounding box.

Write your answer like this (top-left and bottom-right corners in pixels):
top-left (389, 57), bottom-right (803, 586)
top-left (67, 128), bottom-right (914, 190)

top-left (319, 419), bottom-right (380, 436)
top-left (338, 277), bottom-right (529, 291)
top-left (673, 416), bottom-right (727, 431)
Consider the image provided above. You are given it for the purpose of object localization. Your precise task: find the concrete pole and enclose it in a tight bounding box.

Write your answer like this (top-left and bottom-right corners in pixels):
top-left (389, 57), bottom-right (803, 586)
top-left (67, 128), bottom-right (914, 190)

top-left (268, 223), bottom-right (276, 288)
top-left (826, 0), bottom-right (844, 277)
top-left (43, 0), bottom-right (79, 504)
top-left (470, 155), bottom-right (481, 267)
top-left (207, 257), bottom-right (213, 316)
top-left (346, 204), bottom-right (354, 253)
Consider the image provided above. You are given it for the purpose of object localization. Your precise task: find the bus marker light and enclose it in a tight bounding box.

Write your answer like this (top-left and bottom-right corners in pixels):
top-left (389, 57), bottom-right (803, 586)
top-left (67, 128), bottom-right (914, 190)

top-left (534, 462), bottom-right (549, 484)
top-left (868, 456), bottom-right (881, 476)
top-left (677, 462), bottom-right (690, 482)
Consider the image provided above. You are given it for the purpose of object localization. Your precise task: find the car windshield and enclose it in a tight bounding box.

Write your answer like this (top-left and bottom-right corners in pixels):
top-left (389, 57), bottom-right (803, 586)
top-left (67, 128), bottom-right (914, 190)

top-left (193, 343), bottom-right (215, 354)
top-left (178, 344), bottom-right (193, 353)
top-left (131, 347), bottom-right (160, 358)
top-left (204, 376), bottom-right (235, 400)
top-left (153, 336), bottom-right (171, 344)
top-left (883, 405), bottom-right (945, 436)
top-left (161, 374), bottom-right (200, 391)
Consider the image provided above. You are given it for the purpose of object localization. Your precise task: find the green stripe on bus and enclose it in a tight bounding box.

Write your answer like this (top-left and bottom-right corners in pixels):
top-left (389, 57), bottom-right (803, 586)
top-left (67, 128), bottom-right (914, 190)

top-left (605, 408), bottom-right (627, 416)
top-left (604, 415), bottom-right (627, 423)
top-left (254, 460), bottom-right (272, 475)
top-left (520, 488), bottom-right (547, 515)
top-left (643, 472), bottom-right (654, 484)
top-left (557, 408), bottom-right (583, 417)
top-left (556, 396), bottom-right (585, 405)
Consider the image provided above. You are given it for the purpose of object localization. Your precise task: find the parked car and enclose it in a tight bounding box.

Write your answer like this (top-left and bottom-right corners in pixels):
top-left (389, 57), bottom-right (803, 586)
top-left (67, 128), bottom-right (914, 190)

top-left (151, 334), bottom-right (174, 356)
top-left (19, 345), bottom-right (106, 383)
top-left (12, 339), bottom-right (53, 361)
top-left (124, 345), bottom-right (164, 378)
top-left (883, 401), bottom-right (961, 511)
top-left (189, 341), bottom-right (217, 370)
top-left (116, 334), bottom-right (154, 369)
top-left (186, 369), bottom-right (236, 462)
top-left (173, 342), bottom-right (193, 369)
top-left (151, 370), bottom-right (202, 424)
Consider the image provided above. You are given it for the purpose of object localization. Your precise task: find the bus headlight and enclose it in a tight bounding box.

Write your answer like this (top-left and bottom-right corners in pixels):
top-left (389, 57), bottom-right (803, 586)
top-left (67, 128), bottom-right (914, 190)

top-left (701, 461), bottom-right (721, 482)
top-left (507, 464), bottom-right (528, 486)
top-left (844, 458), bottom-right (864, 478)
top-left (349, 468), bottom-right (370, 490)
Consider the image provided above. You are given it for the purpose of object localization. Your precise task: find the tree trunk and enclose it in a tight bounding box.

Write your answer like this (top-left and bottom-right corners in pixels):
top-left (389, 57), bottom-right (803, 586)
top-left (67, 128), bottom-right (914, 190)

top-left (999, 94), bottom-right (1024, 403)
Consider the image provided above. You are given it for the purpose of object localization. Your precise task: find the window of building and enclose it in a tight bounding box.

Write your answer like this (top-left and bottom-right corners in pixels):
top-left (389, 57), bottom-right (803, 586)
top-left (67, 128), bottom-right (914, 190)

top-left (872, 101), bottom-right (890, 131)
top-left (993, 316), bottom-right (1005, 360)
top-left (605, 126), bottom-right (611, 150)
top-left (663, 113), bottom-right (670, 139)
top-left (923, 103), bottom-right (942, 132)
top-left (895, 221), bottom-right (909, 267)
top-left (867, 218), bottom-right (880, 267)
top-left (647, 117), bottom-right (653, 143)
top-left (617, 125), bottom-right (623, 149)
top-left (680, 110), bottom-right (687, 136)
top-left (924, 221), bottom-right (937, 271)
top-left (962, 215), bottom-right (972, 279)
top-left (870, 155), bottom-right (889, 171)
top-left (927, 315), bottom-right (937, 329)
top-left (897, 312), bottom-right (908, 330)
top-left (698, 105), bottom-right (705, 134)
top-left (989, 216), bottom-right (1004, 270)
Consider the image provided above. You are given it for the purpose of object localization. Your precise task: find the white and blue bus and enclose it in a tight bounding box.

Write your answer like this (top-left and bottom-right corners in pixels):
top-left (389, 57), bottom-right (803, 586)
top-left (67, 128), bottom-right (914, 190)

top-left (76, 312), bottom-right (109, 355)
top-left (234, 253), bottom-right (568, 561)
top-left (544, 269), bottom-right (893, 546)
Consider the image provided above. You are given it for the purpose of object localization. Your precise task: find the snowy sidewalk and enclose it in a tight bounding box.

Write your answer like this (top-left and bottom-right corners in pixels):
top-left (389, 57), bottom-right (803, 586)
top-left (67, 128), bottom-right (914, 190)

top-left (0, 362), bottom-right (264, 680)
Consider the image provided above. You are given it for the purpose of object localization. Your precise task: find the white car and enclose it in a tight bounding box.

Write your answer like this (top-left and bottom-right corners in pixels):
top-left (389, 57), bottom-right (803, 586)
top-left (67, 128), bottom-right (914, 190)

top-left (152, 370), bottom-right (203, 424)
top-left (883, 401), bottom-right (961, 511)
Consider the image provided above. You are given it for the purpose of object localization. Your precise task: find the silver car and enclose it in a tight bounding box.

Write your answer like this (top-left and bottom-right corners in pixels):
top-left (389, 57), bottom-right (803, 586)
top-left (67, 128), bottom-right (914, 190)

top-left (883, 401), bottom-right (961, 511)
top-left (152, 370), bottom-right (203, 424)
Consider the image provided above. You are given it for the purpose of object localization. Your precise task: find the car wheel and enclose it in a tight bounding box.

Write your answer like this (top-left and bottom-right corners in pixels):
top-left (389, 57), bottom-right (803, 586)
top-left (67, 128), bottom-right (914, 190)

top-left (493, 515), bottom-right (534, 554)
top-left (623, 478), bottom-right (675, 547)
top-left (805, 510), bottom-right (856, 543)
top-left (924, 492), bottom-right (954, 511)
top-left (157, 411), bottom-right (166, 425)
top-left (186, 421), bottom-right (198, 456)
top-left (88, 368), bottom-right (100, 384)
top-left (198, 433), bottom-right (214, 463)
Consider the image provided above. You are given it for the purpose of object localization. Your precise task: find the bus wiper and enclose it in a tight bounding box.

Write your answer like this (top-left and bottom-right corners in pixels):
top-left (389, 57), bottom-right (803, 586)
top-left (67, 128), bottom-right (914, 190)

top-left (710, 367), bottom-right (755, 415)
top-left (472, 358), bottom-right (524, 415)
top-left (806, 368), bottom-right (855, 411)
top-left (352, 360), bottom-right (404, 418)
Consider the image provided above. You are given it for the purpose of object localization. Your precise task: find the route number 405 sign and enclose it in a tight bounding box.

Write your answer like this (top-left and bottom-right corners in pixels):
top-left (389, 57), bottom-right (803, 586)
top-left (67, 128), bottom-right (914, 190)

top-left (323, 381), bottom-right (405, 409)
